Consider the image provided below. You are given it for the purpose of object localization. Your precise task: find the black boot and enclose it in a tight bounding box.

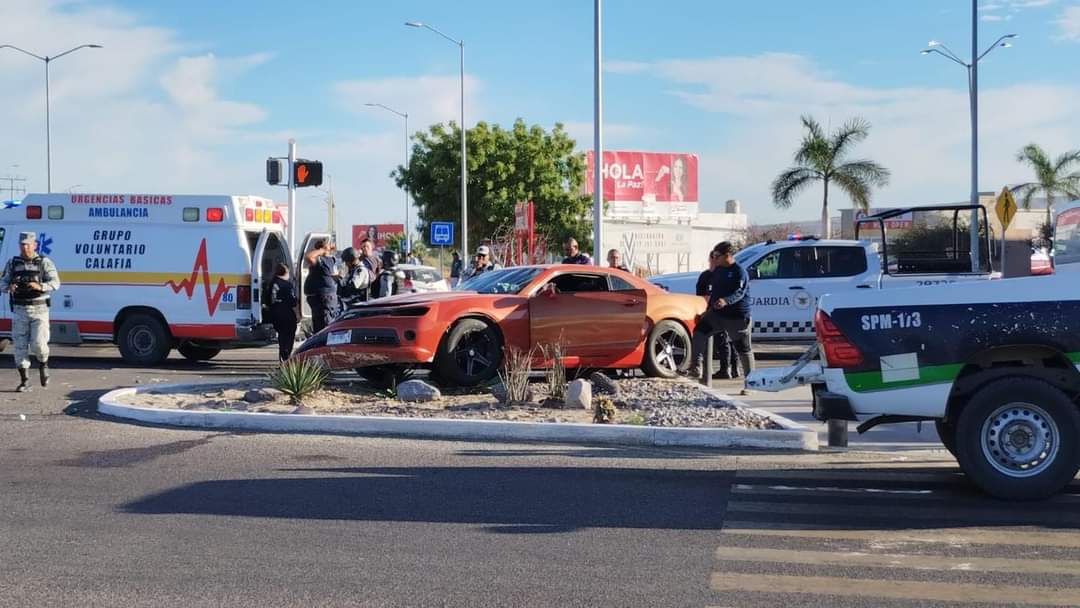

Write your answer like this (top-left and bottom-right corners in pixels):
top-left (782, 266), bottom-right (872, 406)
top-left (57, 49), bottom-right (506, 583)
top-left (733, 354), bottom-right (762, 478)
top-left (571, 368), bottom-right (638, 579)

top-left (16, 368), bottom-right (30, 393)
top-left (39, 361), bottom-right (50, 388)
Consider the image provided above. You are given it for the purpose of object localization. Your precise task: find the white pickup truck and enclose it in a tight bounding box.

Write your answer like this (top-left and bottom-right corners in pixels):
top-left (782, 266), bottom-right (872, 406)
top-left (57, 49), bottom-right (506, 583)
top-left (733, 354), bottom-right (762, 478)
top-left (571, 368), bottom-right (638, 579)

top-left (747, 201), bottom-right (1080, 500)
top-left (649, 205), bottom-right (994, 340)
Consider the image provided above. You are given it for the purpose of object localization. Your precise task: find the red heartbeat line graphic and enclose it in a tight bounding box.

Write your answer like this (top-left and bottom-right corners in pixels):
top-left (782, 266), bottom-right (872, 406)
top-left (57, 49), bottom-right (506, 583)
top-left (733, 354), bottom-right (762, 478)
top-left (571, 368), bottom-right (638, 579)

top-left (166, 238), bottom-right (230, 316)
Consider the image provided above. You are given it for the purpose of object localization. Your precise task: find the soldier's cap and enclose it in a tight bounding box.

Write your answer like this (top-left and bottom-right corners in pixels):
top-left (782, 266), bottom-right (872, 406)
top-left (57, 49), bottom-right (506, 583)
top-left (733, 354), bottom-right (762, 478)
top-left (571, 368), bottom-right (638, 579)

top-left (18, 232), bottom-right (36, 244)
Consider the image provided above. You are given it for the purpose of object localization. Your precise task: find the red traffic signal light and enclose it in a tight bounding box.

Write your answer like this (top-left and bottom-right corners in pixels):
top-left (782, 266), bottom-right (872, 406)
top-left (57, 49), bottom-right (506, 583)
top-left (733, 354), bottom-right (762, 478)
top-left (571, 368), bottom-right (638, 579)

top-left (293, 160), bottom-right (323, 187)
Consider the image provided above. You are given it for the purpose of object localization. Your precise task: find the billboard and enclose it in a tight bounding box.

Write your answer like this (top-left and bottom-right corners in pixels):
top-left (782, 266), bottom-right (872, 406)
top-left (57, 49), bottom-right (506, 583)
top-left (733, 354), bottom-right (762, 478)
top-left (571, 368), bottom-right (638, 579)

top-left (352, 224), bottom-right (405, 250)
top-left (585, 150), bottom-right (699, 220)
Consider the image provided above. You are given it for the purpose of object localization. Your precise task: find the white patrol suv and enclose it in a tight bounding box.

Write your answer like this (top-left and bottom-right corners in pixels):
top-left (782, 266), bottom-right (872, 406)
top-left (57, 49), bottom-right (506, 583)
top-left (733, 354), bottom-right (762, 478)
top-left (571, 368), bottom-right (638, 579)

top-left (747, 202), bottom-right (1080, 500)
top-left (651, 206), bottom-right (994, 341)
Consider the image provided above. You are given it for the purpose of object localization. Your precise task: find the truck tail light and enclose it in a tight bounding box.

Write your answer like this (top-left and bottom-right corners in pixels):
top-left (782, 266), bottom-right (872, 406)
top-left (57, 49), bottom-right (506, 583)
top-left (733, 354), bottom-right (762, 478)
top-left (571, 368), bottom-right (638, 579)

top-left (236, 285), bottom-right (251, 310)
top-left (815, 309), bottom-right (863, 368)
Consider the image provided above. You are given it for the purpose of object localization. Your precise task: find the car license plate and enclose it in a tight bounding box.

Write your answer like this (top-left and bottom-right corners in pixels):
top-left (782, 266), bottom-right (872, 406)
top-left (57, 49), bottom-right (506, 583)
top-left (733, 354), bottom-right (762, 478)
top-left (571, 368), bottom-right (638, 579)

top-left (326, 330), bottom-right (351, 346)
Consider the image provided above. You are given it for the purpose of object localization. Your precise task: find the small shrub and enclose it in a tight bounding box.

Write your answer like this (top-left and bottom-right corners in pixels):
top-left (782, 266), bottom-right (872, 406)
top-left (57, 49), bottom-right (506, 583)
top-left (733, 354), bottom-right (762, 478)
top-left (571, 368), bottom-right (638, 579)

top-left (593, 396), bottom-right (617, 424)
top-left (498, 346), bottom-right (533, 404)
top-left (541, 340), bottom-right (567, 402)
top-left (268, 358), bottom-right (327, 405)
top-left (622, 411), bottom-right (646, 426)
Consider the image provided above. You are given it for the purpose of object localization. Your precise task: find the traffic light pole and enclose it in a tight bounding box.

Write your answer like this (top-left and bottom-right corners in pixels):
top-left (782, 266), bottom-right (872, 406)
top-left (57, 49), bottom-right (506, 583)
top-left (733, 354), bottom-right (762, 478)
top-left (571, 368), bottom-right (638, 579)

top-left (288, 138), bottom-right (297, 257)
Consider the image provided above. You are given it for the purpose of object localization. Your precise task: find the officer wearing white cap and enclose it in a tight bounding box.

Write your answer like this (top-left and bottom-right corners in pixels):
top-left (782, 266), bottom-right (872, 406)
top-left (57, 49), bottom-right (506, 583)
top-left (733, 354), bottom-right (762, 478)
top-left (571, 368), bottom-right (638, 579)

top-left (0, 232), bottom-right (60, 391)
top-left (459, 245), bottom-right (498, 284)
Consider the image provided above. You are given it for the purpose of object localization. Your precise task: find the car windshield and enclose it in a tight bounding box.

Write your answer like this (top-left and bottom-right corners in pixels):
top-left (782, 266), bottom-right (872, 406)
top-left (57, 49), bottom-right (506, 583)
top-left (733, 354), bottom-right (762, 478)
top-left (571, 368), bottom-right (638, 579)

top-left (458, 267), bottom-right (543, 294)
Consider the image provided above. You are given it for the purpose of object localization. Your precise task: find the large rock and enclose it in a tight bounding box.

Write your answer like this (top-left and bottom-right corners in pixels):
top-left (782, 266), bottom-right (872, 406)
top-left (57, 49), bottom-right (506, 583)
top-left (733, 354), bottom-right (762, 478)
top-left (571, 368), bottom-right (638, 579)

top-left (589, 372), bottom-right (621, 398)
top-left (243, 388), bottom-right (279, 404)
top-left (564, 379), bottom-right (592, 410)
top-left (397, 379), bottom-right (442, 403)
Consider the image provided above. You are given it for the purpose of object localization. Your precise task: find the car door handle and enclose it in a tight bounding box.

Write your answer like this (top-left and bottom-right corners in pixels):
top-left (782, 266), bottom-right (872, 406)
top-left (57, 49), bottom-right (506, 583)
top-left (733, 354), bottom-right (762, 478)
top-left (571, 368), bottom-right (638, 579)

top-left (788, 286), bottom-right (805, 290)
top-left (623, 300), bottom-right (641, 306)
top-left (856, 284), bottom-right (873, 289)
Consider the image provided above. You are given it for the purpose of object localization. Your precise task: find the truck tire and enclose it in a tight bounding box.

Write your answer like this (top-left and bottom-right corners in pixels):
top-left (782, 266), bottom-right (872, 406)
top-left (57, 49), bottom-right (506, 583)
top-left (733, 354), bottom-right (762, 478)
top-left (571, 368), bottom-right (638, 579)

top-left (955, 377), bottom-right (1080, 500)
top-left (434, 318), bottom-right (502, 387)
top-left (117, 314), bottom-right (172, 365)
top-left (935, 419), bottom-right (958, 458)
top-left (641, 320), bottom-right (691, 379)
top-left (178, 343), bottom-right (222, 362)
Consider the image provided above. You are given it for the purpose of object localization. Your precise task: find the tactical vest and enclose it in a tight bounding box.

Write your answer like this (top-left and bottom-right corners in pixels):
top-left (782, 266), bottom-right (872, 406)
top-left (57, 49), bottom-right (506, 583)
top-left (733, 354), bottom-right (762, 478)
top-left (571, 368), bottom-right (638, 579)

top-left (8, 256), bottom-right (49, 306)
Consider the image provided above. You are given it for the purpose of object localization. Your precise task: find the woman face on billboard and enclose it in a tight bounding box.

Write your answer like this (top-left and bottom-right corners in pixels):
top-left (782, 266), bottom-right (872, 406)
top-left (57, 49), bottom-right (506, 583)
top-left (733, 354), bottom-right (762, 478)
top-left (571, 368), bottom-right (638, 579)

top-left (367, 225), bottom-right (378, 242)
top-left (671, 156), bottom-right (687, 201)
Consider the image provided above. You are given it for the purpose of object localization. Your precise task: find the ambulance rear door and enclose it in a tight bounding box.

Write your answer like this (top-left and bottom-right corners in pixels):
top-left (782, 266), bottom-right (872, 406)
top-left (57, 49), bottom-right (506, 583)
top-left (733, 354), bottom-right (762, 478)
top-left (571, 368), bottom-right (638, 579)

top-left (295, 232), bottom-right (332, 328)
top-left (251, 229), bottom-right (289, 325)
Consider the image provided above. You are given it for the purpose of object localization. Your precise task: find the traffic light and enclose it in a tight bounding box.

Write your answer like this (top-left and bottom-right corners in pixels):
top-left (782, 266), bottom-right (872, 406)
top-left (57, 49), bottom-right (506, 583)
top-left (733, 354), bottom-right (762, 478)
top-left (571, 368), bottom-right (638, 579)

top-left (266, 158), bottom-right (286, 185)
top-left (293, 160), bottom-right (323, 187)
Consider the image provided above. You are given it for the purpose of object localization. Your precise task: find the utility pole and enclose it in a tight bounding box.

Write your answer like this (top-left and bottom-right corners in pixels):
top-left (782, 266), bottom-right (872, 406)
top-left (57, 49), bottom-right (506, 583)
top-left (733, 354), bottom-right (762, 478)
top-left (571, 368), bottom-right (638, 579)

top-left (288, 139), bottom-right (297, 257)
top-left (592, 0), bottom-right (604, 264)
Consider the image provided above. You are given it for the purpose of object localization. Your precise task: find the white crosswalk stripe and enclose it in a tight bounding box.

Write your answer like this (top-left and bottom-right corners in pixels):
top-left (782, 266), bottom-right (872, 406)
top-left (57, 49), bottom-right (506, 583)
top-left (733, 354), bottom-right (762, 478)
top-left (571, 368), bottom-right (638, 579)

top-left (711, 468), bottom-right (1080, 606)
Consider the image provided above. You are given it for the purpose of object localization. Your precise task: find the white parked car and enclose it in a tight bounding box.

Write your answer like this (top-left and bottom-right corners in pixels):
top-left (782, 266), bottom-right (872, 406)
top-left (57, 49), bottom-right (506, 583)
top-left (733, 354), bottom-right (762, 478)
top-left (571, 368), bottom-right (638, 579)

top-left (396, 264), bottom-right (449, 293)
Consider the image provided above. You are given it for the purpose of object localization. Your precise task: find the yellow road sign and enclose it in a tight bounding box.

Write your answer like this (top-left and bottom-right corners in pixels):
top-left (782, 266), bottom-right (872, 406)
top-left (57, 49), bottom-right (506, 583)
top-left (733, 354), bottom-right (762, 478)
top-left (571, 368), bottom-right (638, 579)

top-left (995, 188), bottom-right (1018, 230)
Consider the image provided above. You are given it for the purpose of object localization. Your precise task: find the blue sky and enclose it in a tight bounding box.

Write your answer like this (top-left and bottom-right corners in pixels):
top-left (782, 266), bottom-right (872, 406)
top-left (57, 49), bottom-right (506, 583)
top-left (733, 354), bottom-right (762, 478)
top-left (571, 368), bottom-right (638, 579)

top-left (2, 0), bottom-right (1078, 240)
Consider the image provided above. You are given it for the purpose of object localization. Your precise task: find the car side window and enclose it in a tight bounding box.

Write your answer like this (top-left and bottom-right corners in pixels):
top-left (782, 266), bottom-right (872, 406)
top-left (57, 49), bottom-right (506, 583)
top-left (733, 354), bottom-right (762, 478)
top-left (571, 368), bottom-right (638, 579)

top-left (811, 247), bottom-right (868, 277)
top-left (609, 275), bottom-right (637, 291)
top-left (549, 273), bottom-right (610, 293)
top-left (750, 249), bottom-right (802, 279)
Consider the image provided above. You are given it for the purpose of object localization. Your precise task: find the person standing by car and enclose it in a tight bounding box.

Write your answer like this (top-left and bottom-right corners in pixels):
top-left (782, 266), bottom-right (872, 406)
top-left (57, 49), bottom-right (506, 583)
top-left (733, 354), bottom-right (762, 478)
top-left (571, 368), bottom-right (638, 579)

top-left (606, 249), bottom-right (630, 272)
top-left (695, 250), bottom-right (740, 379)
top-left (450, 251), bottom-right (463, 287)
top-left (268, 264), bottom-right (298, 361)
top-left (0, 232), bottom-right (60, 392)
top-left (562, 238), bottom-right (592, 265)
top-left (688, 242), bottom-right (754, 379)
top-left (359, 237), bottom-right (381, 299)
top-left (303, 239), bottom-right (340, 334)
top-left (460, 245), bottom-right (497, 283)
top-left (338, 247), bottom-right (375, 309)
top-left (375, 250), bottom-right (403, 299)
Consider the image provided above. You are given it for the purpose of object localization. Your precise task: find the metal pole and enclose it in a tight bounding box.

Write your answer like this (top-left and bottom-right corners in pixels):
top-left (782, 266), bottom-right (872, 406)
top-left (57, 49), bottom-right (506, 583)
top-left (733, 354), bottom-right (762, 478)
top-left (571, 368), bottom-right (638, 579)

top-left (404, 112), bottom-right (410, 255)
top-left (288, 139), bottom-right (297, 257)
top-left (969, 0), bottom-right (980, 272)
top-left (45, 58), bottom-right (51, 193)
top-left (592, 0), bottom-right (603, 264)
top-left (460, 42), bottom-right (468, 260)
top-left (827, 419), bottom-right (849, 448)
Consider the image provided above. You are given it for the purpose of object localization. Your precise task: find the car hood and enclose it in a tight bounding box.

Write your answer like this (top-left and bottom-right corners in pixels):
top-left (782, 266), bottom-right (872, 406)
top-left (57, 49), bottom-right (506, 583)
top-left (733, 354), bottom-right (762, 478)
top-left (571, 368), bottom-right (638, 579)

top-left (352, 290), bottom-right (485, 308)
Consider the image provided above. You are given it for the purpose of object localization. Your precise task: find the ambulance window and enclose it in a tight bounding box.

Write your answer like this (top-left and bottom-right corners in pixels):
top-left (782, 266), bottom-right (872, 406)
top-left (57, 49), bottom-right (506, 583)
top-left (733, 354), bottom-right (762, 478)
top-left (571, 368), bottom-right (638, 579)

top-left (811, 247), bottom-right (867, 277)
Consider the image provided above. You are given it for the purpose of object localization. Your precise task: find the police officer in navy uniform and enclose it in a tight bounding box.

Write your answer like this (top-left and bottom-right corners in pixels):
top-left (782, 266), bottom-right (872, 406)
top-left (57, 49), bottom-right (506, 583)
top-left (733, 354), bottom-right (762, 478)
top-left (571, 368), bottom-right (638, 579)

top-left (338, 247), bottom-right (374, 309)
top-left (0, 232), bottom-right (61, 392)
top-left (688, 242), bottom-right (754, 379)
top-left (303, 238), bottom-right (340, 334)
top-left (268, 263), bottom-right (298, 361)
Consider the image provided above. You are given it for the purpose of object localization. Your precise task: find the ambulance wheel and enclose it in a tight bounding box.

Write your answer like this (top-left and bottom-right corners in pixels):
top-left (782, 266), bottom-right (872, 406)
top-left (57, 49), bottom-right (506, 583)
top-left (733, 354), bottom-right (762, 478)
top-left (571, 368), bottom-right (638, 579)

top-left (935, 419), bottom-right (958, 458)
top-left (178, 343), bottom-right (222, 362)
top-left (434, 318), bottom-right (502, 387)
top-left (955, 377), bottom-right (1080, 500)
top-left (118, 314), bottom-right (172, 365)
top-left (642, 320), bottom-right (691, 379)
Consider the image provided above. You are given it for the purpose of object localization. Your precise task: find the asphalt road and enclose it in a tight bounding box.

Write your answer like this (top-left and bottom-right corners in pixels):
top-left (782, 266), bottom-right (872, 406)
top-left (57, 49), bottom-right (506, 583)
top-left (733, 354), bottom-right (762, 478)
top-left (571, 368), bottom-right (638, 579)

top-left (1, 345), bottom-right (1079, 607)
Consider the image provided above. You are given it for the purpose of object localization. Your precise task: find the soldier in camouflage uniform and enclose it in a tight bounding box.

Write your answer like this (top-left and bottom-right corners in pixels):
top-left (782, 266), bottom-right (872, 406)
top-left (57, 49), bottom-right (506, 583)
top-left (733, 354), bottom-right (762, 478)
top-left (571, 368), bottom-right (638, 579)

top-left (0, 232), bottom-right (61, 392)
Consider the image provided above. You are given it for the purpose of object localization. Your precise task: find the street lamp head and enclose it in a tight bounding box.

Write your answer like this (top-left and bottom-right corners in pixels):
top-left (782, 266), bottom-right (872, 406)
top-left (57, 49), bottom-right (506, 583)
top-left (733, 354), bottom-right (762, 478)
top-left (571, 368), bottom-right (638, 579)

top-left (1000, 42), bottom-right (1013, 48)
top-left (404, 21), bottom-right (423, 27)
top-left (364, 103), bottom-right (377, 107)
top-left (1004, 33), bottom-right (1018, 39)
top-left (88, 44), bottom-right (103, 48)
top-left (920, 49), bottom-right (932, 55)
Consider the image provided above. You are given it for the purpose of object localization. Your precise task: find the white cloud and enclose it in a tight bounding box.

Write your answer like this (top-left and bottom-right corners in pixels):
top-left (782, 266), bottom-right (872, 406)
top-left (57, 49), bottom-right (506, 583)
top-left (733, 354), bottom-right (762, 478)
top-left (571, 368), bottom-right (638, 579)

top-left (1058, 5), bottom-right (1080, 40)
top-left (334, 74), bottom-right (481, 133)
top-left (980, 14), bottom-right (1012, 21)
top-left (610, 53), bottom-right (1080, 224)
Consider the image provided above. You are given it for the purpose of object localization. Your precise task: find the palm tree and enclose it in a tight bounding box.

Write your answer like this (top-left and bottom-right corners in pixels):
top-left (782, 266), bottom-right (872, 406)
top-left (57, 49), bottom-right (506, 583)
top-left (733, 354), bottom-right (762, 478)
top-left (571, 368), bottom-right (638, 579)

top-left (771, 115), bottom-right (891, 238)
top-left (1014, 143), bottom-right (1080, 229)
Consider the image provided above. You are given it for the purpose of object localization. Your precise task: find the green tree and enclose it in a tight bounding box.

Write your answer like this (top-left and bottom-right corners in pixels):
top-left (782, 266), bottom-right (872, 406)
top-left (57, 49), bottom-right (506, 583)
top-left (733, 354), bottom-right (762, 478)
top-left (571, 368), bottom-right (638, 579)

top-left (771, 115), bottom-right (891, 238)
top-left (1014, 143), bottom-right (1080, 229)
top-left (394, 119), bottom-right (593, 254)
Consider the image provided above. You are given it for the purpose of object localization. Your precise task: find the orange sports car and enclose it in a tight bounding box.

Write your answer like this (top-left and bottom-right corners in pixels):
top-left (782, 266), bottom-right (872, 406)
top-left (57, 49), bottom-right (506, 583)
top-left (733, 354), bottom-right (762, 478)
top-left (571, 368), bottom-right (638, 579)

top-left (292, 264), bottom-right (706, 387)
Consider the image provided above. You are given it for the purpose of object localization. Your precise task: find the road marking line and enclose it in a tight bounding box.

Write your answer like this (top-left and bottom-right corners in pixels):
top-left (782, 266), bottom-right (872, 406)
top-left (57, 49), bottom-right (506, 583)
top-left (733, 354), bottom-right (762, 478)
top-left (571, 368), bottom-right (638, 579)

top-left (733, 483), bottom-right (933, 495)
top-left (709, 572), bottom-right (1080, 606)
top-left (735, 469), bottom-right (962, 482)
top-left (713, 545), bottom-right (1080, 576)
top-left (721, 522), bottom-right (1080, 548)
top-left (725, 500), bottom-right (1078, 525)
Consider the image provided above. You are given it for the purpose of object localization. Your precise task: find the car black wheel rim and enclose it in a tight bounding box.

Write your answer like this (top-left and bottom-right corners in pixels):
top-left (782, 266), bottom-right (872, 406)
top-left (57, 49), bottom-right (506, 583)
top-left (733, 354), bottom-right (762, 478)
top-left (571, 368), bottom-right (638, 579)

top-left (130, 326), bottom-right (156, 357)
top-left (980, 402), bottom-right (1060, 478)
top-left (453, 329), bottom-right (497, 378)
top-left (652, 328), bottom-right (688, 373)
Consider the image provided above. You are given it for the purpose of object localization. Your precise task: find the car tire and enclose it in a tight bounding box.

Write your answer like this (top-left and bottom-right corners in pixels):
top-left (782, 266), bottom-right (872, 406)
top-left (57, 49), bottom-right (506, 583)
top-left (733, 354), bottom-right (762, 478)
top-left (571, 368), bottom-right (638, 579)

top-left (356, 365), bottom-right (413, 391)
top-left (935, 419), bottom-right (958, 458)
top-left (641, 320), bottom-right (691, 379)
top-left (955, 377), bottom-right (1080, 500)
top-left (178, 343), bottom-right (222, 362)
top-left (117, 314), bottom-right (172, 365)
top-left (434, 318), bottom-right (503, 387)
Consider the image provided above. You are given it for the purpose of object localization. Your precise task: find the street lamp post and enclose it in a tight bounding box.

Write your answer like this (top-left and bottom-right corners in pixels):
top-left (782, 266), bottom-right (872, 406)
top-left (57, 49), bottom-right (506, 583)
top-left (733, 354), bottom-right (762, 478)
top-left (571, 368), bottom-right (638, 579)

top-left (921, 2), bottom-right (1015, 272)
top-left (365, 103), bottom-right (411, 254)
top-left (0, 44), bottom-right (103, 193)
top-left (405, 21), bottom-right (467, 258)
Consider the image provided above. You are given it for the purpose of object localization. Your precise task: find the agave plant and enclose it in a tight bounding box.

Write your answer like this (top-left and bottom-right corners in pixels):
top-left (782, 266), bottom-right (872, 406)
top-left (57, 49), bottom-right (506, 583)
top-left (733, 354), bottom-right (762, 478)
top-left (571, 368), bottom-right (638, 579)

top-left (268, 358), bottom-right (328, 405)
top-left (497, 346), bottom-right (534, 404)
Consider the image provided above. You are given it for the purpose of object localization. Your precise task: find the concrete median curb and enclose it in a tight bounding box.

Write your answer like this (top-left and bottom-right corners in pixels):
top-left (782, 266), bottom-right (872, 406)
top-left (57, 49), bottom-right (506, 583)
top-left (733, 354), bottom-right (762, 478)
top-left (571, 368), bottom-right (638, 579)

top-left (97, 382), bottom-right (819, 451)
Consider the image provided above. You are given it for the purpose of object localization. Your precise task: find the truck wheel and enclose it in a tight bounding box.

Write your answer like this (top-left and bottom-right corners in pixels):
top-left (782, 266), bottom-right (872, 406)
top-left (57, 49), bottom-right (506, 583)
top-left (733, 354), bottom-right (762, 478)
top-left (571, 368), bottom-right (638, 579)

top-left (178, 343), bottom-right (222, 362)
top-left (434, 318), bottom-right (502, 387)
top-left (935, 419), bottom-right (958, 457)
top-left (955, 378), bottom-right (1080, 500)
top-left (641, 320), bottom-right (691, 379)
top-left (117, 314), bottom-right (171, 365)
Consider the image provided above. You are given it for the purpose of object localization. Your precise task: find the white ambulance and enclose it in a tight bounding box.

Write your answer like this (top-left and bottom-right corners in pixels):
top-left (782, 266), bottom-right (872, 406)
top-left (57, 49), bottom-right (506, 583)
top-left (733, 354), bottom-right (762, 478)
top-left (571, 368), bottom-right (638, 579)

top-left (0, 193), bottom-right (329, 365)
